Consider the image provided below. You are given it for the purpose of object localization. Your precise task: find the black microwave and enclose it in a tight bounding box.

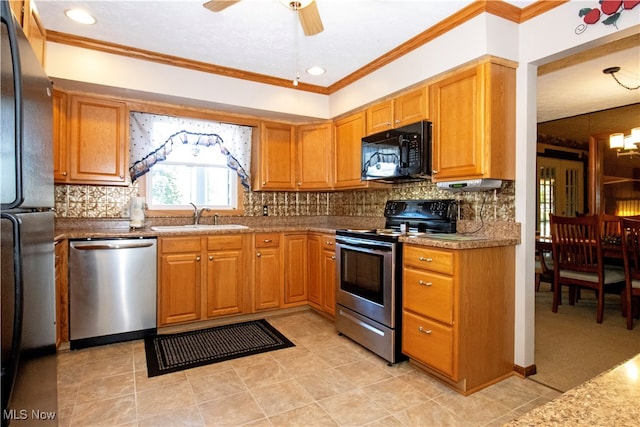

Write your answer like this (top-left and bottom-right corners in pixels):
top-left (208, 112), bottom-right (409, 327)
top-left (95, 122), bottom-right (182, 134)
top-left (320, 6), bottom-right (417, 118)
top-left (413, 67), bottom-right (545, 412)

top-left (361, 120), bottom-right (432, 182)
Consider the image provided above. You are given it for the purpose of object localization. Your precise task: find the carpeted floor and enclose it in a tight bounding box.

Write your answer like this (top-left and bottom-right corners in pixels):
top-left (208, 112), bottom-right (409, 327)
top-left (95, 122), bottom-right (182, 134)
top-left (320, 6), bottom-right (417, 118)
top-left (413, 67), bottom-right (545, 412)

top-left (532, 282), bottom-right (640, 392)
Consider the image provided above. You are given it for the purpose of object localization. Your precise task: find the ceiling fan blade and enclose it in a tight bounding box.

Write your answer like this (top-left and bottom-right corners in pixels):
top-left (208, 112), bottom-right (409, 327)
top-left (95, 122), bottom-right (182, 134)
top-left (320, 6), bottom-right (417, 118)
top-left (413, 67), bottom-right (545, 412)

top-left (298, 0), bottom-right (324, 36)
top-left (203, 0), bottom-right (241, 12)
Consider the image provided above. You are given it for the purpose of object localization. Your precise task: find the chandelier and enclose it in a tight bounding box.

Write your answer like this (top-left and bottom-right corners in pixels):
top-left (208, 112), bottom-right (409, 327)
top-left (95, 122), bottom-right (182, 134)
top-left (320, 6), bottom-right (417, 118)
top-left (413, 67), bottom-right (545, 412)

top-left (610, 127), bottom-right (640, 157)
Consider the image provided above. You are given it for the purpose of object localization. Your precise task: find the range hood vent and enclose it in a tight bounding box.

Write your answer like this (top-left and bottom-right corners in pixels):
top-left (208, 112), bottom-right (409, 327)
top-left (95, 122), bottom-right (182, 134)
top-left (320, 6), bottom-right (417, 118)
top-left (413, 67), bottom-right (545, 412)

top-left (436, 179), bottom-right (502, 192)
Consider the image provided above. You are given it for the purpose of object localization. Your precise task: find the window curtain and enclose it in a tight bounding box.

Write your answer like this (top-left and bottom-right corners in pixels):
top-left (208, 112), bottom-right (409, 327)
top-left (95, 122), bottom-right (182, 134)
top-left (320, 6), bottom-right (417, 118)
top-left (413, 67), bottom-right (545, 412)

top-left (129, 112), bottom-right (253, 190)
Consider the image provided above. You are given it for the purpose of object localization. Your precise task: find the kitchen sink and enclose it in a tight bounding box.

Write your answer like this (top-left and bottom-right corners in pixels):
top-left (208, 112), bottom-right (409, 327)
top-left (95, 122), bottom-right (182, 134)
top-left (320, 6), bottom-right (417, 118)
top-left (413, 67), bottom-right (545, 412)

top-left (150, 224), bottom-right (249, 232)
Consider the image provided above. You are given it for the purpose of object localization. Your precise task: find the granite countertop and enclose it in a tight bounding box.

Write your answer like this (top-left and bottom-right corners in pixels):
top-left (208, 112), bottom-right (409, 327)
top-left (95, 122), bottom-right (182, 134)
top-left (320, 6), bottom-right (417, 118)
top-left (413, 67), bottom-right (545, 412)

top-left (54, 218), bottom-right (520, 250)
top-left (507, 353), bottom-right (640, 426)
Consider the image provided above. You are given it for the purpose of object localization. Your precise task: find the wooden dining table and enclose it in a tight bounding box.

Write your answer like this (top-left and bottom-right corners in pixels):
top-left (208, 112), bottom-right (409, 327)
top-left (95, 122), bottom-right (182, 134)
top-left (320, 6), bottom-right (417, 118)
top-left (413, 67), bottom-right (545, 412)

top-left (535, 235), bottom-right (623, 261)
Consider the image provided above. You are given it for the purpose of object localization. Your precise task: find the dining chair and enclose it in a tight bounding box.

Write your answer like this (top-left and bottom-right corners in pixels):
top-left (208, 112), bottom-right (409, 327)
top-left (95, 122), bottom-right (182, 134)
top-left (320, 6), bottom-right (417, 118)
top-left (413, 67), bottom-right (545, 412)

top-left (620, 217), bottom-right (640, 330)
top-left (535, 248), bottom-right (554, 292)
top-left (550, 214), bottom-right (626, 323)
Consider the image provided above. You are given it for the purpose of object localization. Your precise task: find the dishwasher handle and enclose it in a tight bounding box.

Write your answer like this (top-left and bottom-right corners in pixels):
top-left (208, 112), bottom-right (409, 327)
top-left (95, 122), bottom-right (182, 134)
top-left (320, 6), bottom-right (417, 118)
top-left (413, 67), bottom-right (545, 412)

top-left (72, 241), bottom-right (155, 250)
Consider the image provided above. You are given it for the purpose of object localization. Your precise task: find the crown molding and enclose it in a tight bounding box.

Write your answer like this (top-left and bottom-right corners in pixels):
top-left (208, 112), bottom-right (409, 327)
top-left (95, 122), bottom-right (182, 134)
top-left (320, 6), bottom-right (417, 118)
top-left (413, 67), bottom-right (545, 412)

top-left (46, 1), bottom-right (565, 95)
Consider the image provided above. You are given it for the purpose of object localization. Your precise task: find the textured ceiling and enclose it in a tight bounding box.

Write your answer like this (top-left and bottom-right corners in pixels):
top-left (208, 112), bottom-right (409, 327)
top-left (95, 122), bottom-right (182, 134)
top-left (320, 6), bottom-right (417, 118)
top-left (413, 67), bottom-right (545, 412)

top-left (35, 0), bottom-right (640, 122)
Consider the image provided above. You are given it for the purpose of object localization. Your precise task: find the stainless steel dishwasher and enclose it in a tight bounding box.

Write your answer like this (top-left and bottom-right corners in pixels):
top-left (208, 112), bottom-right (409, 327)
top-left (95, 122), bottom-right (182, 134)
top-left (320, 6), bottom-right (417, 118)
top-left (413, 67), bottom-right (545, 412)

top-left (69, 237), bottom-right (157, 349)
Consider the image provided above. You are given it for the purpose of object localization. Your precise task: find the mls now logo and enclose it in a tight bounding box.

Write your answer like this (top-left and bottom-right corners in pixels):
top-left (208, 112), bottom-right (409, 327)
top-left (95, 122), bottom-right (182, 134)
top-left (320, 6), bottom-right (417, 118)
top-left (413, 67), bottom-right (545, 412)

top-left (3, 409), bottom-right (57, 421)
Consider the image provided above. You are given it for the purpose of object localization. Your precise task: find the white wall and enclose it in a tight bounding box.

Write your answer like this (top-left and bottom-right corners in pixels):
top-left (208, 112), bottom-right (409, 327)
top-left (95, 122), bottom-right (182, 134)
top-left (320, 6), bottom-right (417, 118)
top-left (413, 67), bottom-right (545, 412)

top-left (45, 43), bottom-right (331, 120)
top-left (45, 2), bottom-right (640, 370)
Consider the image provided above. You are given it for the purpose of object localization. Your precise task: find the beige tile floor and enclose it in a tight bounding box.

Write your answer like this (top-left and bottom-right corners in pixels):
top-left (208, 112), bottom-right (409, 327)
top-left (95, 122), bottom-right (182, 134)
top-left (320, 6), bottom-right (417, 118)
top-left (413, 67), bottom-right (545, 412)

top-left (57, 311), bottom-right (560, 426)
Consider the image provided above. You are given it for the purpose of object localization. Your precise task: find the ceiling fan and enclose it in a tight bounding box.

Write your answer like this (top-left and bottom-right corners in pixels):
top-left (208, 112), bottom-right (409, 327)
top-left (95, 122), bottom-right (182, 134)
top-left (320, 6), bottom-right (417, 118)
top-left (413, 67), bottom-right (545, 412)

top-left (203, 0), bottom-right (324, 36)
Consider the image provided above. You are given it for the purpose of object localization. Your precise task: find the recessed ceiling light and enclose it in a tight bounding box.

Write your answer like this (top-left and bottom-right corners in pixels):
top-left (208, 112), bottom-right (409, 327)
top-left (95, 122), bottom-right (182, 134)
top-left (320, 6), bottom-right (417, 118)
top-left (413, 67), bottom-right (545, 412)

top-left (306, 66), bottom-right (326, 76)
top-left (64, 9), bottom-right (96, 25)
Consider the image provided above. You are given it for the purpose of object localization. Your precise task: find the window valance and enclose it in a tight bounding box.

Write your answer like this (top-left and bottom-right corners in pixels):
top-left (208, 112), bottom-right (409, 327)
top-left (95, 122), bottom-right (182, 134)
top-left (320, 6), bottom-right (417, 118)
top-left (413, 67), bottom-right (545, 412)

top-left (129, 112), bottom-right (253, 190)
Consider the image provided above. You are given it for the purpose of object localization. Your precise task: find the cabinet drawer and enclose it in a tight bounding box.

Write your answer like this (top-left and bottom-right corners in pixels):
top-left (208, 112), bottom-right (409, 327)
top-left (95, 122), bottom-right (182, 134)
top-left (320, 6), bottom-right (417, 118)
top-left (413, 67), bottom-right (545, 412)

top-left (403, 267), bottom-right (454, 324)
top-left (255, 233), bottom-right (280, 248)
top-left (321, 235), bottom-right (336, 251)
top-left (404, 245), bottom-right (454, 275)
top-left (402, 310), bottom-right (455, 378)
top-left (161, 237), bottom-right (201, 254)
top-left (207, 235), bottom-right (243, 251)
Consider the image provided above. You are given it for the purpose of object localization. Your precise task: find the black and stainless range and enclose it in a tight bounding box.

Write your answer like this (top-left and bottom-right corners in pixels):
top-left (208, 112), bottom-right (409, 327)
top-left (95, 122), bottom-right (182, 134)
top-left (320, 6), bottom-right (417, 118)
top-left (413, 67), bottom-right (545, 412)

top-left (335, 199), bottom-right (457, 364)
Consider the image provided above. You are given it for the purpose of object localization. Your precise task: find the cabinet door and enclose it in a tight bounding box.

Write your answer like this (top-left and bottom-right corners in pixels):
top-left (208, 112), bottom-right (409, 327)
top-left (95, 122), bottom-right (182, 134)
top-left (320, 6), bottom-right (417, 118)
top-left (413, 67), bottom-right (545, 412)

top-left (54, 240), bottom-right (68, 346)
top-left (69, 95), bottom-right (128, 185)
top-left (24, 2), bottom-right (45, 66)
top-left (159, 252), bottom-right (202, 325)
top-left (254, 122), bottom-right (296, 190)
top-left (297, 123), bottom-right (333, 189)
top-left (333, 111), bottom-right (367, 189)
top-left (430, 66), bottom-right (483, 181)
top-left (52, 90), bottom-right (68, 182)
top-left (394, 88), bottom-right (427, 127)
top-left (254, 246), bottom-right (281, 310)
top-left (321, 247), bottom-right (336, 316)
top-left (206, 249), bottom-right (243, 317)
top-left (430, 62), bottom-right (515, 181)
top-left (306, 234), bottom-right (322, 307)
top-left (283, 234), bottom-right (307, 304)
top-left (366, 100), bottom-right (393, 135)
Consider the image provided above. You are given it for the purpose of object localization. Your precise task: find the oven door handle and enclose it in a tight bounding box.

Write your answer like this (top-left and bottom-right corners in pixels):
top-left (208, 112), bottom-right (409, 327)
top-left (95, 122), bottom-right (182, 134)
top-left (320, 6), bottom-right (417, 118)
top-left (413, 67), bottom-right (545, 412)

top-left (336, 238), bottom-right (394, 253)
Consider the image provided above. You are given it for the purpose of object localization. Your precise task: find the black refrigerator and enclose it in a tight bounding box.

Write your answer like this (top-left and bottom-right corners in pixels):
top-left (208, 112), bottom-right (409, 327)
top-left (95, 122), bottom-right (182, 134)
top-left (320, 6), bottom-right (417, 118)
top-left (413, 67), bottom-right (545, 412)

top-left (1, 1), bottom-right (57, 426)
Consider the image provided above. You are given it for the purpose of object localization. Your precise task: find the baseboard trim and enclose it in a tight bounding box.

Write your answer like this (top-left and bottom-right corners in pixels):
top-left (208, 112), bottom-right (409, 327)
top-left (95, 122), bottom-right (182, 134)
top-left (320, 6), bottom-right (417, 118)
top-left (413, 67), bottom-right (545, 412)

top-left (514, 363), bottom-right (537, 377)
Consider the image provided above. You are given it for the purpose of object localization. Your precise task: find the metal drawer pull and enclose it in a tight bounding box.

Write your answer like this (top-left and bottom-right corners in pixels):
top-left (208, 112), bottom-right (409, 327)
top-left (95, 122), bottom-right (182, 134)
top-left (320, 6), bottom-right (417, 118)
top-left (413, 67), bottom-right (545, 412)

top-left (325, 241), bottom-right (334, 245)
top-left (263, 239), bottom-right (272, 243)
top-left (196, 256), bottom-right (201, 261)
top-left (418, 256), bottom-right (433, 262)
top-left (418, 326), bottom-right (432, 334)
top-left (418, 280), bottom-right (432, 286)
top-left (209, 256), bottom-right (213, 260)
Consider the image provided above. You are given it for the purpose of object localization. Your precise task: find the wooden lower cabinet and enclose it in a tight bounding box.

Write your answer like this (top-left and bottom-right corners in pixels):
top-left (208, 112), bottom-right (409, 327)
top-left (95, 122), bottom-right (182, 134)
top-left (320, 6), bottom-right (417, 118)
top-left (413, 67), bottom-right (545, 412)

top-left (283, 233), bottom-right (308, 305)
top-left (158, 235), bottom-right (246, 326)
top-left (254, 233), bottom-right (282, 310)
top-left (402, 244), bottom-right (515, 395)
top-left (158, 237), bottom-right (202, 325)
top-left (54, 239), bottom-right (69, 346)
top-left (206, 235), bottom-right (244, 317)
top-left (307, 233), bottom-right (336, 316)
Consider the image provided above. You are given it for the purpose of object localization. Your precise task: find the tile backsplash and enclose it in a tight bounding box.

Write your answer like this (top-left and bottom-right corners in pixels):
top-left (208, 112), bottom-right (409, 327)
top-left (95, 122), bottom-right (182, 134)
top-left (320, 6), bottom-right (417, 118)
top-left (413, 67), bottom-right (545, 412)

top-left (54, 180), bottom-right (515, 222)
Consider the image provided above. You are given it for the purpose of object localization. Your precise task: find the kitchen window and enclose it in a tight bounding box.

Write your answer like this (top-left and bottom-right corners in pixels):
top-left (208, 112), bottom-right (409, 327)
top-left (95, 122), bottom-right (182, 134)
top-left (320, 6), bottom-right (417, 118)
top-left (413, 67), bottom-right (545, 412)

top-left (129, 112), bottom-right (252, 213)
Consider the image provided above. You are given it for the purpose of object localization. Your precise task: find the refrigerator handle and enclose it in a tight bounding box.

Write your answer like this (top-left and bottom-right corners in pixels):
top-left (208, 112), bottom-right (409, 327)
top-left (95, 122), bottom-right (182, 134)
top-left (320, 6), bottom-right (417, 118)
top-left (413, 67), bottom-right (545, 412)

top-left (0, 214), bottom-right (24, 414)
top-left (0, 1), bottom-right (24, 210)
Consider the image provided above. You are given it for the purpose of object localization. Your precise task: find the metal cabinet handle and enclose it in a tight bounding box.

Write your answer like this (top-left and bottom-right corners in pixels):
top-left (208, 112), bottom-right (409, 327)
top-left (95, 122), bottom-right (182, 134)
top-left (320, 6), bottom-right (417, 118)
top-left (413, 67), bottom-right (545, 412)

top-left (394, 119), bottom-right (400, 124)
top-left (418, 256), bottom-right (433, 262)
top-left (196, 256), bottom-right (201, 261)
top-left (432, 170), bottom-right (438, 174)
top-left (418, 280), bottom-right (432, 286)
top-left (325, 241), bottom-right (334, 245)
top-left (62, 171), bottom-right (67, 176)
top-left (209, 256), bottom-right (213, 261)
top-left (331, 255), bottom-right (336, 260)
top-left (263, 239), bottom-right (272, 243)
top-left (256, 253), bottom-right (261, 257)
top-left (418, 326), bottom-right (432, 334)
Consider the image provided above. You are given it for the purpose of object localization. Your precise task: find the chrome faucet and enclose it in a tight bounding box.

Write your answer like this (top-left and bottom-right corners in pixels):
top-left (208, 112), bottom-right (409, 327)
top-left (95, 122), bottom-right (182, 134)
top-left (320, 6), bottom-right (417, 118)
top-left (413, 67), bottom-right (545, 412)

top-left (189, 203), bottom-right (210, 225)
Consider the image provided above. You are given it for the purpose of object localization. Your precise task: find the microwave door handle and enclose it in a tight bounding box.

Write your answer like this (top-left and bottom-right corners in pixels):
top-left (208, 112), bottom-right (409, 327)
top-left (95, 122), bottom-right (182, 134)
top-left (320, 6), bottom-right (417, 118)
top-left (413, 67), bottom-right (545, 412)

top-left (400, 138), bottom-right (408, 169)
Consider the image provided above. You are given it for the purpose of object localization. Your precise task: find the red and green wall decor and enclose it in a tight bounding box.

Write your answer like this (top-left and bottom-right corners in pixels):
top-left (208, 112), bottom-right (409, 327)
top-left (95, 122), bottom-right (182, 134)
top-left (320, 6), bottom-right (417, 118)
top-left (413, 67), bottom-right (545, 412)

top-left (577, 0), bottom-right (639, 33)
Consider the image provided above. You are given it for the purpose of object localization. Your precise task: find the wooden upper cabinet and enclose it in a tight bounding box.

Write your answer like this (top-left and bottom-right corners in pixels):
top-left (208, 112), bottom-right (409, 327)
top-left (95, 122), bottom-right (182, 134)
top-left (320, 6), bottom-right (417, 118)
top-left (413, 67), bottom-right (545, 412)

top-left (366, 87), bottom-right (427, 135)
top-left (9, 1), bottom-right (46, 66)
top-left (429, 60), bottom-right (515, 182)
top-left (394, 87), bottom-right (428, 128)
top-left (252, 121), bottom-right (296, 190)
top-left (296, 122), bottom-right (333, 189)
top-left (366, 100), bottom-right (394, 135)
top-left (67, 94), bottom-right (128, 185)
top-left (52, 90), bottom-right (68, 182)
top-left (333, 111), bottom-right (367, 189)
